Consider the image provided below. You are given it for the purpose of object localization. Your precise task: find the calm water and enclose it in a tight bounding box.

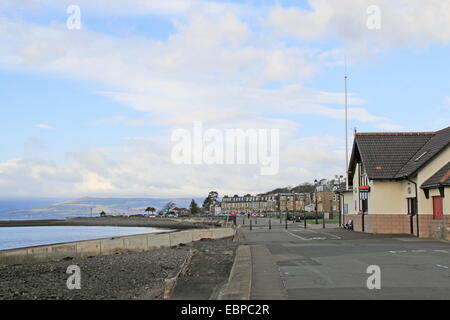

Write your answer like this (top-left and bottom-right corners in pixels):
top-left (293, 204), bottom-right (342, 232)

top-left (0, 226), bottom-right (167, 250)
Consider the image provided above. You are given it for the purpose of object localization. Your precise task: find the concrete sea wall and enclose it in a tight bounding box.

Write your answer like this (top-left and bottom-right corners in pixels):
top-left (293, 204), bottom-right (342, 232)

top-left (0, 228), bottom-right (235, 266)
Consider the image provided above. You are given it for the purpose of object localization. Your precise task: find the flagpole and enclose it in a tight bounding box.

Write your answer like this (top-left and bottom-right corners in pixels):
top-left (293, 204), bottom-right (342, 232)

top-left (345, 60), bottom-right (349, 188)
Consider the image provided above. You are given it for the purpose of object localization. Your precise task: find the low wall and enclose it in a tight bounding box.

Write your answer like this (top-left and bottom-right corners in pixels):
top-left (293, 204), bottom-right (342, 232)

top-left (345, 214), bottom-right (412, 234)
top-left (430, 217), bottom-right (450, 241)
top-left (344, 213), bottom-right (450, 240)
top-left (0, 228), bottom-right (235, 267)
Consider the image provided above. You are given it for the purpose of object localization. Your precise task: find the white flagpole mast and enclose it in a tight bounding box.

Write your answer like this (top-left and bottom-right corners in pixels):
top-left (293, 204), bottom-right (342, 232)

top-left (345, 58), bottom-right (349, 188)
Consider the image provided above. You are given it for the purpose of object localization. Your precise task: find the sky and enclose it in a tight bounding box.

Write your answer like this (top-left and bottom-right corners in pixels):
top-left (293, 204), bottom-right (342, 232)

top-left (0, 0), bottom-right (449, 199)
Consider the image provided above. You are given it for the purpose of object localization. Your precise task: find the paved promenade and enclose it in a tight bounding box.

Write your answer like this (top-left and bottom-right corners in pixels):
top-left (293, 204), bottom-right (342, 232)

top-left (237, 217), bottom-right (450, 300)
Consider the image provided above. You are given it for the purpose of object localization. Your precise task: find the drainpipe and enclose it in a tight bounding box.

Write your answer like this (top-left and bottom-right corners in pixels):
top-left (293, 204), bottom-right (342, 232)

top-left (406, 178), bottom-right (419, 238)
top-left (361, 210), bottom-right (365, 232)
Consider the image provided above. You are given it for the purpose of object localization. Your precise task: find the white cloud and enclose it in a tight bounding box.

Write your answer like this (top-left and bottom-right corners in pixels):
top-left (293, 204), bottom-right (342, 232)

top-left (0, 1), bottom-right (408, 197)
top-left (0, 130), bottom-right (345, 197)
top-left (34, 124), bottom-right (56, 130)
top-left (0, 159), bottom-right (20, 174)
top-left (173, 13), bottom-right (250, 47)
top-left (0, 0), bottom-right (244, 16)
top-left (0, 15), bottom-right (386, 127)
top-left (100, 116), bottom-right (151, 127)
top-left (268, 0), bottom-right (450, 51)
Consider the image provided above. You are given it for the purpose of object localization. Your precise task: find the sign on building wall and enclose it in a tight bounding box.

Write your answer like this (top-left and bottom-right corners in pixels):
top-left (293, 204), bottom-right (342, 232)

top-left (406, 182), bottom-right (416, 198)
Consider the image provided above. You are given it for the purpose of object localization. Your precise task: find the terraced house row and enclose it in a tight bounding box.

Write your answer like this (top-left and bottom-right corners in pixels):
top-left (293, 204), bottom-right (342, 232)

top-left (340, 126), bottom-right (450, 241)
top-left (221, 189), bottom-right (340, 215)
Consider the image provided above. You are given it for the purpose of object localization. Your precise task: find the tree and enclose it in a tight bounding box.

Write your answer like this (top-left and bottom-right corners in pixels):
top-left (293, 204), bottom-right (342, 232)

top-left (163, 201), bottom-right (176, 213)
top-left (145, 206), bottom-right (156, 214)
top-left (189, 199), bottom-right (200, 215)
top-left (202, 191), bottom-right (219, 209)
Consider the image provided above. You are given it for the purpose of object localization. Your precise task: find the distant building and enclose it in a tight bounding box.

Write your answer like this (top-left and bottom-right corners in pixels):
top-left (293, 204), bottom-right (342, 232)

top-left (170, 207), bottom-right (190, 216)
top-left (210, 202), bottom-right (222, 215)
top-left (221, 191), bottom-right (339, 214)
top-left (313, 184), bottom-right (340, 214)
top-left (341, 126), bottom-right (449, 240)
top-left (221, 194), bottom-right (278, 213)
top-left (278, 193), bottom-right (315, 212)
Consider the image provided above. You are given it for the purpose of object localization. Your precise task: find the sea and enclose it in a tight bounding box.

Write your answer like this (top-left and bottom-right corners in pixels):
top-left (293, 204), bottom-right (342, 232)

top-left (0, 226), bottom-right (167, 250)
top-left (0, 198), bottom-right (172, 250)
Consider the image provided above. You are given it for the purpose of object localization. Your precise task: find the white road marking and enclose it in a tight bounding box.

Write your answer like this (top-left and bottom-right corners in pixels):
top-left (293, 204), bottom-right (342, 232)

top-left (316, 231), bottom-right (342, 240)
top-left (284, 229), bottom-right (338, 241)
top-left (303, 228), bottom-right (342, 240)
top-left (433, 250), bottom-right (449, 253)
top-left (436, 264), bottom-right (449, 269)
top-left (284, 230), bottom-right (310, 241)
top-left (389, 249), bottom-right (449, 254)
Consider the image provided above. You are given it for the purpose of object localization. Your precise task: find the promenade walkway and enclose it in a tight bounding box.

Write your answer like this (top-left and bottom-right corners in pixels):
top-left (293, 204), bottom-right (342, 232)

top-left (237, 216), bottom-right (450, 299)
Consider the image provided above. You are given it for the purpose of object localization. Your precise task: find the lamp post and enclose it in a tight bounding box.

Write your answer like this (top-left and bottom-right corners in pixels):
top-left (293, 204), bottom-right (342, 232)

top-left (323, 202), bottom-right (326, 229)
top-left (314, 179), bottom-right (319, 224)
top-left (304, 211), bottom-right (307, 229)
top-left (285, 210), bottom-right (288, 230)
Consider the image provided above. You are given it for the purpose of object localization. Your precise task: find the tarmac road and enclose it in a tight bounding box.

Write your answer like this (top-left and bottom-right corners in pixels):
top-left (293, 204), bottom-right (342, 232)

top-left (238, 217), bottom-right (450, 300)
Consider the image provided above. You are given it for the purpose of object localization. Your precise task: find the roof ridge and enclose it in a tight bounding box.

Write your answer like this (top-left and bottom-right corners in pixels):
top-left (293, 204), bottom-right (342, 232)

top-left (395, 130), bottom-right (450, 178)
top-left (355, 126), bottom-right (450, 137)
top-left (433, 126), bottom-right (450, 135)
top-left (355, 132), bottom-right (435, 136)
top-left (393, 135), bottom-right (434, 178)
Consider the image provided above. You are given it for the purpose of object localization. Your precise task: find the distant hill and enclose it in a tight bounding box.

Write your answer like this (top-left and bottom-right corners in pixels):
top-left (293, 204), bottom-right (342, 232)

top-left (0, 198), bottom-right (67, 213)
top-left (260, 183), bottom-right (315, 195)
top-left (0, 197), bottom-right (203, 220)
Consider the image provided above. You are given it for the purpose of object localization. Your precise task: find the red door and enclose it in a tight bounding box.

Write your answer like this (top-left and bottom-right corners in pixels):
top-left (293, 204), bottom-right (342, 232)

top-left (433, 196), bottom-right (444, 220)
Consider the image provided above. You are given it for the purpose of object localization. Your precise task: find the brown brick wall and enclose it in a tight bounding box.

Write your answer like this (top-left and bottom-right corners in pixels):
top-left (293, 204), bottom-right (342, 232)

top-left (344, 213), bottom-right (450, 239)
top-left (346, 214), bottom-right (411, 234)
